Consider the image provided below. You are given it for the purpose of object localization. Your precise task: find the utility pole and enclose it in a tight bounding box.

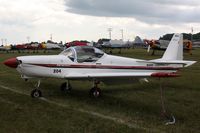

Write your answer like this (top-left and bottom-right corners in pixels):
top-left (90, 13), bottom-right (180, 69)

top-left (4, 39), bottom-right (7, 45)
top-left (27, 36), bottom-right (30, 43)
top-left (50, 34), bottom-right (53, 41)
top-left (108, 28), bottom-right (112, 40)
top-left (120, 29), bottom-right (124, 40)
top-left (191, 27), bottom-right (193, 42)
top-left (1, 39), bottom-right (3, 45)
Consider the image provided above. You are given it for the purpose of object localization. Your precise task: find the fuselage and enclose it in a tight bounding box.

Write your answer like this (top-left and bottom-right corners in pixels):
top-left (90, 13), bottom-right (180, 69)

top-left (4, 46), bottom-right (183, 80)
top-left (15, 54), bottom-right (179, 79)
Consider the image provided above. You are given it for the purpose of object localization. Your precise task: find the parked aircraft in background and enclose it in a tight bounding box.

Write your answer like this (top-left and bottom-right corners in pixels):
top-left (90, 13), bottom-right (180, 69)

top-left (97, 39), bottom-right (132, 53)
top-left (193, 41), bottom-right (200, 48)
top-left (101, 39), bottom-right (127, 48)
top-left (144, 38), bottom-right (193, 55)
top-left (0, 41), bottom-right (63, 53)
top-left (132, 36), bottom-right (146, 48)
top-left (65, 41), bottom-right (89, 48)
top-left (0, 45), bottom-right (11, 52)
top-left (41, 40), bottom-right (62, 50)
top-left (9, 43), bottom-right (41, 53)
top-left (45, 42), bottom-right (61, 49)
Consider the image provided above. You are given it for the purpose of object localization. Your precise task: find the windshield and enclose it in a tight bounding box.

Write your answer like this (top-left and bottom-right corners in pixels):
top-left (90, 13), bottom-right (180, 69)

top-left (75, 46), bottom-right (104, 62)
top-left (60, 46), bottom-right (104, 63)
top-left (59, 48), bottom-right (75, 61)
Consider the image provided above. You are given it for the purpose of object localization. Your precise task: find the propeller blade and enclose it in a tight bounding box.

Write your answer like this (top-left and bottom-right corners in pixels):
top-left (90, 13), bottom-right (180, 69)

top-left (147, 45), bottom-right (151, 52)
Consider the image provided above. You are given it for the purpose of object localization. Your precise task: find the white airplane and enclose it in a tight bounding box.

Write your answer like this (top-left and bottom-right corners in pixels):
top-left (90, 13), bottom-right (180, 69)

top-left (0, 45), bottom-right (11, 51)
top-left (102, 39), bottom-right (127, 48)
top-left (101, 39), bottom-right (131, 54)
top-left (45, 42), bottom-right (61, 49)
top-left (41, 41), bottom-right (61, 50)
top-left (4, 33), bottom-right (196, 98)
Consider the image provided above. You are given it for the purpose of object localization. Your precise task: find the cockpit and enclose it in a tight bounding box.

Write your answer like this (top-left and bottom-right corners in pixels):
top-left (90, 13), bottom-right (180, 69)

top-left (59, 46), bottom-right (105, 63)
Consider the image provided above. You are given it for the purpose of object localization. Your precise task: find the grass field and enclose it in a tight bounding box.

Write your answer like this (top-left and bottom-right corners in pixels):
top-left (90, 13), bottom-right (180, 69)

top-left (0, 48), bottom-right (200, 133)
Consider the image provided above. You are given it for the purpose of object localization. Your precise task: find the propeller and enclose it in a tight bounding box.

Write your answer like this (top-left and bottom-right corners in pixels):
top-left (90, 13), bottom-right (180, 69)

top-left (147, 44), bottom-right (151, 52)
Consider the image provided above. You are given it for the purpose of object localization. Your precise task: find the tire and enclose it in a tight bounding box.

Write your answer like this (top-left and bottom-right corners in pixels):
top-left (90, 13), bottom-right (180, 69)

top-left (90, 87), bottom-right (101, 98)
top-left (31, 89), bottom-right (42, 98)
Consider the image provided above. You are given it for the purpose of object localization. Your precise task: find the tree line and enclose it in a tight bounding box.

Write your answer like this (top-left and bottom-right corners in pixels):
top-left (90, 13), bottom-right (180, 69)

top-left (159, 32), bottom-right (200, 41)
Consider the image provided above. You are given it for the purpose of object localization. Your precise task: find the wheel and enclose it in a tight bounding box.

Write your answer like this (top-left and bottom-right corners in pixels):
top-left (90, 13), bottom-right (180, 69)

top-left (60, 82), bottom-right (72, 92)
top-left (31, 89), bottom-right (42, 98)
top-left (89, 87), bottom-right (101, 98)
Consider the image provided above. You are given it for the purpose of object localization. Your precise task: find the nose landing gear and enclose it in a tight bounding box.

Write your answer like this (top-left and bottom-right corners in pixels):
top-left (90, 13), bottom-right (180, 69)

top-left (31, 80), bottom-right (42, 98)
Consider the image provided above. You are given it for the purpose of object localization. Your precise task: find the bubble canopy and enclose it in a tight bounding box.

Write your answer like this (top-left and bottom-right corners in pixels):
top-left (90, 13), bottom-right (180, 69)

top-left (59, 46), bottom-right (105, 63)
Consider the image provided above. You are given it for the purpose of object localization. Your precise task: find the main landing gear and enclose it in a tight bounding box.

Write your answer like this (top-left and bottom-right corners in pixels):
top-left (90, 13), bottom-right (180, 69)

top-left (31, 80), bottom-right (42, 98)
top-left (159, 78), bottom-right (176, 125)
top-left (60, 80), bottom-right (101, 98)
top-left (89, 80), bottom-right (101, 98)
top-left (60, 80), bottom-right (72, 92)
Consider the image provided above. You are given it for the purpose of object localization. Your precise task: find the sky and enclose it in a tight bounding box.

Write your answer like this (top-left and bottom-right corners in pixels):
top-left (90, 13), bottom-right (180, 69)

top-left (0, 0), bottom-right (200, 44)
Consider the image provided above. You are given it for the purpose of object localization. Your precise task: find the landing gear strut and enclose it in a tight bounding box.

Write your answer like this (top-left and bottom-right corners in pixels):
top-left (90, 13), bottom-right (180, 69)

top-left (31, 80), bottom-right (42, 98)
top-left (90, 80), bottom-right (101, 98)
top-left (60, 80), bottom-right (72, 92)
top-left (159, 78), bottom-right (176, 125)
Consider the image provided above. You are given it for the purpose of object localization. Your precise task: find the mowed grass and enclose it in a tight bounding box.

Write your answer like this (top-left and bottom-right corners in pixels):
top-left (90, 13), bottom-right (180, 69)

top-left (0, 48), bottom-right (200, 133)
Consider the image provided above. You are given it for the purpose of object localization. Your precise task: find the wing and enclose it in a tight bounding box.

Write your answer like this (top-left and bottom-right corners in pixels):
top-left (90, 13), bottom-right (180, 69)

top-left (64, 71), bottom-right (178, 79)
top-left (64, 72), bottom-right (152, 79)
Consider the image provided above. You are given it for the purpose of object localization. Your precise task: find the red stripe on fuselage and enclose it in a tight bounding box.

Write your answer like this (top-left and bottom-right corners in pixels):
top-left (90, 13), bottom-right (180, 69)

top-left (27, 63), bottom-right (179, 70)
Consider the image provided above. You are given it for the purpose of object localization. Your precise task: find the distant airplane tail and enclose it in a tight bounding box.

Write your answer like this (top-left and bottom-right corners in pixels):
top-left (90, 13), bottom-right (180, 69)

top-left (161, 33), bottom-right (183, 61)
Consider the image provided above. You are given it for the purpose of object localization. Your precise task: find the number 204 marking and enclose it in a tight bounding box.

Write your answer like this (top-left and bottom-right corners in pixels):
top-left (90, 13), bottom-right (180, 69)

top-left (53, 69), bottom-right (61, 73)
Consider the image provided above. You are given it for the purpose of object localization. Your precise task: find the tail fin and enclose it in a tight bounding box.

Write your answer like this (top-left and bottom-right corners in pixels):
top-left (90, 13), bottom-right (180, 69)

top-left (162, 33), bottom-right (183, 60)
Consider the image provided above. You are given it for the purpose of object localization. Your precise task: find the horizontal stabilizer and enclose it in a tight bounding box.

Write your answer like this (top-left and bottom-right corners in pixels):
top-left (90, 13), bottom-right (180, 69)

top-left (137, 60), bottom-right (196, 67)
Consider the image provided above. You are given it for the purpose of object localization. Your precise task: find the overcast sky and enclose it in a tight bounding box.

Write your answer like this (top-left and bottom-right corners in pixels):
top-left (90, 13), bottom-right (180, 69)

top-left (0, 0), bottom-right (200, 44)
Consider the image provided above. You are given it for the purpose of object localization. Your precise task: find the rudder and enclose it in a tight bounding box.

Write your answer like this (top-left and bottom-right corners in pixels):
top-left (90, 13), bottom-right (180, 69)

top-left (162, 33), bottom-right (183, 61)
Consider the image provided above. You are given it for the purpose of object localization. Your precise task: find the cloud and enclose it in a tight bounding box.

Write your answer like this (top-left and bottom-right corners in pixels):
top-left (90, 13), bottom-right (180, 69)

top-left (64, 0), bottom-right (200, 24)
top-left (0, 0), bottom-right (68, 43)
top-left (0, 0), bottom-right (200, 44)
